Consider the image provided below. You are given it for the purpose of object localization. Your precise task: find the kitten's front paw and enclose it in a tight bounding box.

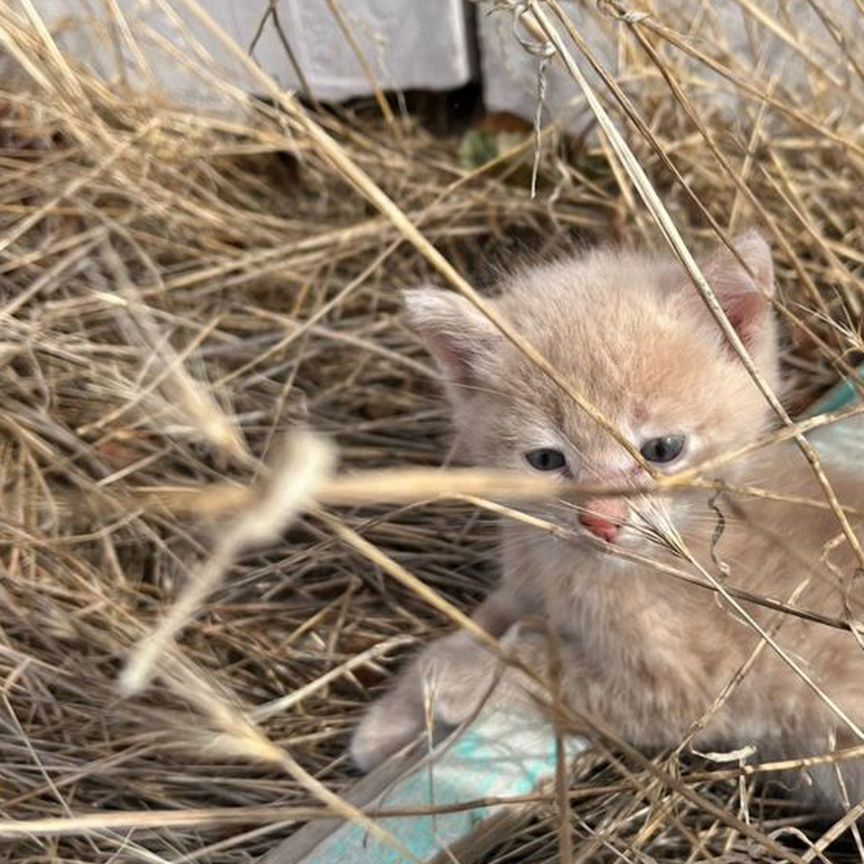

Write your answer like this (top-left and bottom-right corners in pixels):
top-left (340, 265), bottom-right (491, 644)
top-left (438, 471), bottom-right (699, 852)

top-left (350, 631), bottom-right (501, 771)
top-left (419, 631), bottom-right (499, 726)
top-left (350, 691), bottom-right (423, 772)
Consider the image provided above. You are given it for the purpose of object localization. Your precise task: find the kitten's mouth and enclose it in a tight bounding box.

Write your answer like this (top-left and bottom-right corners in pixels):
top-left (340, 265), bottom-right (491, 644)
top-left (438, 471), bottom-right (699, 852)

top-left (574, 517), bottom-right (661, 554)
top-left (570, 496), bottom-right (682, 556)
top-left (580, 525), bottom-right (634, 551)
top-left (542, 502), bottom-right (660, 553)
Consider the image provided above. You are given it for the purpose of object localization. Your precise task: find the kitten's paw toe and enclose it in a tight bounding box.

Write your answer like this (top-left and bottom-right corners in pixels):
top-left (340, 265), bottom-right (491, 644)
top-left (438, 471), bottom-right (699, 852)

top-left (423, 636), bottom-right (499, 726)
top-left (433, 690), bottom-right (482, 727)
top-left (350, 699), bottom-right (422, 772)
top-left (430, 673), bottom-right (494, 726)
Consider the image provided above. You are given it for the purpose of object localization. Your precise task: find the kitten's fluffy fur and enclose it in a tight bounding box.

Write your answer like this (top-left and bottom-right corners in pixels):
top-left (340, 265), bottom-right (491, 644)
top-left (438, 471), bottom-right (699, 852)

top-left (351, 233), bottom-right (864, 810)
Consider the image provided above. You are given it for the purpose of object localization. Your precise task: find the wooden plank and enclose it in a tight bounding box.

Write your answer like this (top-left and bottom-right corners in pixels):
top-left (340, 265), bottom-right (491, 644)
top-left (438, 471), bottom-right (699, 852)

top-left (34, 0), bottom-right (473, 109)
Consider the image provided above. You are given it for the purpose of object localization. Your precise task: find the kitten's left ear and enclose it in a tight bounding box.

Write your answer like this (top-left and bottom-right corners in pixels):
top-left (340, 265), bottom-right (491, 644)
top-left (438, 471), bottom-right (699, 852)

top-left (402, 287), bottom-right (502, 396)
top-left (699, 230), bottom-right (775, 348)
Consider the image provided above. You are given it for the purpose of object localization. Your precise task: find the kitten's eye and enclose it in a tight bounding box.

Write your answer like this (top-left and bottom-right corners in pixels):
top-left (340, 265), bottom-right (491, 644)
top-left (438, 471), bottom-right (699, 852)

top-left (640, 435), bottom-right (686, 464)
top-left (525, 448), bottom-right (567, 471)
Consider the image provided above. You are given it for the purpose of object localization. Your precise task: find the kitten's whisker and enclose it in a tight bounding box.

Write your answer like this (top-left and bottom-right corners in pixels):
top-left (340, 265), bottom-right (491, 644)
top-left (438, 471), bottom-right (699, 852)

top-left (627, 494), bottom-right (686, 555)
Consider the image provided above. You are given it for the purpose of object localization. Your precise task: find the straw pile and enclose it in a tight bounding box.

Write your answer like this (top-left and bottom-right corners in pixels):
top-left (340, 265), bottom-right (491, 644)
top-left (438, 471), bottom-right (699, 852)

top-left (1, 1), bottom-right (863, 861)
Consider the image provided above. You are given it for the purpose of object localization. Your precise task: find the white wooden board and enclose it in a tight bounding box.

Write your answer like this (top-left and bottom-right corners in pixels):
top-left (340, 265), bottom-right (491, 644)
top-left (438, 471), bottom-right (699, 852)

top-left (31, 0), bottom-right (473, 111)
top-left (477, 0), bottom-right (864, 135)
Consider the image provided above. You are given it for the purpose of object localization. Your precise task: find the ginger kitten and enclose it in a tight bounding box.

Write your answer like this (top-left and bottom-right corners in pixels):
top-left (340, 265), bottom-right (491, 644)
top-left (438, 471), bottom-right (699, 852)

top-left (351, 232), bottom-right (864, 811)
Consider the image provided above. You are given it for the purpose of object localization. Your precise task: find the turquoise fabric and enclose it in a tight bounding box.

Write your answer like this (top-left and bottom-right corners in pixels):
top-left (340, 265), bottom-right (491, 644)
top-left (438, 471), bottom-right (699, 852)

top-left (309, 710), bottom-right (586, 863)
top-left (804, 364), bottom-right (864, 416)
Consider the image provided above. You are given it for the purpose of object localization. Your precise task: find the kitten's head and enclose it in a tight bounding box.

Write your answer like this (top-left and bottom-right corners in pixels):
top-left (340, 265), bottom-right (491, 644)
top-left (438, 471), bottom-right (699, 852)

top-left (405, 232), bottom-right (779, 552)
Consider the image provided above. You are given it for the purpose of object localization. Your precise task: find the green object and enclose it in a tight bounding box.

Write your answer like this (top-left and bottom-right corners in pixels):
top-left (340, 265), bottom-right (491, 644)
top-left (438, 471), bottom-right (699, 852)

top-left (804, 364), bottom-right (864, 417)
top-left (458, 129), bottom-right (525, 170)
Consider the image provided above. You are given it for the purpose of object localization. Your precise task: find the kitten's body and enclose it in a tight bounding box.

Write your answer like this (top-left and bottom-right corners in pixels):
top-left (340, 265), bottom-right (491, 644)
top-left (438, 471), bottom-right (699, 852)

top-left (352, 234), bottom-right (864, 810)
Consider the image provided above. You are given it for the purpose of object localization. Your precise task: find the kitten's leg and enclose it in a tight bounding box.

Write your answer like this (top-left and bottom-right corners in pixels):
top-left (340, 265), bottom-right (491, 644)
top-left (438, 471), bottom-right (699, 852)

top-left (418, 624), bottom-right (595, 731)
top-left (349, 629), bottom-right (498, 770)
top-left (350, 588), bottom-right (527, 771)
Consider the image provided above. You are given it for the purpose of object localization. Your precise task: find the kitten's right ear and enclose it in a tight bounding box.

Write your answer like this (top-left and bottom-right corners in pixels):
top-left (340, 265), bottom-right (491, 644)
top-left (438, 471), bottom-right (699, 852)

top-left (403, 288), bottom-right (501, 391)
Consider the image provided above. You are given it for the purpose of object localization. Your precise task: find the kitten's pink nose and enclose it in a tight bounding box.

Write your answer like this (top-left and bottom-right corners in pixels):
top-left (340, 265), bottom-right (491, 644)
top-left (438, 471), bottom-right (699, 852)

top-left (578, 498), bottom-right (627, 543)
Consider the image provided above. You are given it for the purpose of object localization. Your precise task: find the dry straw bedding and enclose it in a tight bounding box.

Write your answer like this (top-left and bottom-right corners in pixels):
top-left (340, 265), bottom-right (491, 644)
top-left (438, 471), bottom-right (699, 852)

top-left (0, 1), bottom-right (863, 862)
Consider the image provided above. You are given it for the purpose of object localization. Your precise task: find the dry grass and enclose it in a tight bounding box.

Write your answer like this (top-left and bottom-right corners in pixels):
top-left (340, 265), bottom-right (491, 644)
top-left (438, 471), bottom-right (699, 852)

top-left (0, 0), bottom-right (863, 861)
